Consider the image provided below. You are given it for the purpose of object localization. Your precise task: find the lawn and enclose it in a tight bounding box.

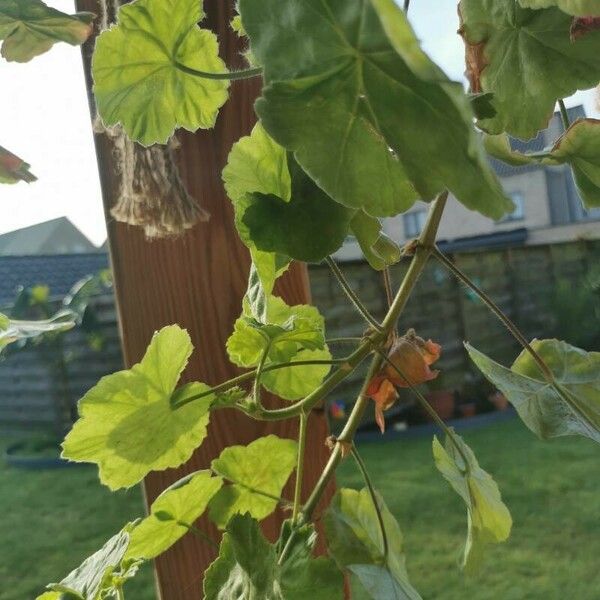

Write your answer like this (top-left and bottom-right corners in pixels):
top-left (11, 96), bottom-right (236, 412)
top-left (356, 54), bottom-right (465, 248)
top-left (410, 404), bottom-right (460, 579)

top-left (2, 417), bottom-right (600, 599)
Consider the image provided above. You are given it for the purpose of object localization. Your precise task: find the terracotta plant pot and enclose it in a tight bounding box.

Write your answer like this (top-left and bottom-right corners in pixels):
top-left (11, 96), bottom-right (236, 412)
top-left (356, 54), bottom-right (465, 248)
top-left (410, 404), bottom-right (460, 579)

top-left (459, 402), bottom-right (477, 418)
top-left (489, 391), bottom-right (509, 412)
top-left (424, 390), bottom-right (455, 421)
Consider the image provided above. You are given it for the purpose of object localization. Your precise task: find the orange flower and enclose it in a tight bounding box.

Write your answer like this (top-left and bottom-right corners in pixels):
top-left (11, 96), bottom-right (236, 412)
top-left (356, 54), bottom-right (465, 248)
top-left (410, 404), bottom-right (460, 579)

top-left (368, 330), bottom-right (442, 433)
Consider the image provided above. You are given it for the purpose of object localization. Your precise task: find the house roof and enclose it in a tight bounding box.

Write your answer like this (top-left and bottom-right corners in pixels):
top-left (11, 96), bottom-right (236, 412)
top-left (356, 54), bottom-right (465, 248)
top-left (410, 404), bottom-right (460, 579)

top-left (0, 253), bottom-right (109, 306)
top-left (0, 217), bottom-right (95, 256)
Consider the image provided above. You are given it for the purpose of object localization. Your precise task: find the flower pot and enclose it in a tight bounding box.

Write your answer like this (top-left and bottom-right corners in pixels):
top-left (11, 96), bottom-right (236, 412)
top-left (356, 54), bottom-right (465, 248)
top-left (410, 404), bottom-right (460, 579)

top-left (459, 402), bottom-right (477, 418)
top-left (423, 390), bottom-right (455, 421)
top-left (489, 391), bottom-right (509, 412)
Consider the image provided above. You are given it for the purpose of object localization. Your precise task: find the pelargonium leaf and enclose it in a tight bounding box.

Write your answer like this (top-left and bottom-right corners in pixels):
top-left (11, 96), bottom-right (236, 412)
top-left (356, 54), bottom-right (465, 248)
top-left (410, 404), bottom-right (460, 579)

top-left (325, 487), bottom-right (421, 600)
top-left (0, 311), bottom-right (75, 352)
top-left (467, 340), bottom-right (600, 444)
top-left (432, 432), bottom-right (512, 572)
top-left (349, 211), bottom-right (402, 271)
top-left (240, 0), bottom-right (512, 220)
top-left (459, 0), bottom-right (600, 138)
top-left (0, 144), bottom-right (37, 183)
top-left (208, 435), bottom-right (297, 528)
top-left (92, 0), bottom-right (229, 145)
top-left (261, 347), bottom-right (332, 401)
top-left (518, 0), bottom-right (600, 16)
top-left (485, 118), bottom-right (600, 208)
top-left (243, 157), bottom-right (355, 263)
top-left (0, 0), bottom-right (93, 63)
top-left (226, 295), bottom-right (332, 400)
top-left (204, 514), bottom-right (344, 599)
top-left (126, 470), bottom-right (222, 560)
top-left (223, 122), bottom-right (291, 295)
top-left (62, 325), bottom-right (214, 490)
top-left (40, 525), bottom-right (139, 600)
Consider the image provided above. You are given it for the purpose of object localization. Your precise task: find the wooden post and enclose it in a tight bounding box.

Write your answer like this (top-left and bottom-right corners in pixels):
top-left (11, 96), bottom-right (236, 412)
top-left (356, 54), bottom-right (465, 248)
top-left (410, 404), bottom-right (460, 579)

top-left (76, 2), bottom-right (335, 598)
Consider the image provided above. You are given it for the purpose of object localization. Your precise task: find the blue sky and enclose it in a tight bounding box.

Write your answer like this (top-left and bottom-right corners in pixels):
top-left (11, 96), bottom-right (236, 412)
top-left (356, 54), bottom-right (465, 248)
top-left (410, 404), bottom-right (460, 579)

top-left (0, 0), bottom-right (597, 245)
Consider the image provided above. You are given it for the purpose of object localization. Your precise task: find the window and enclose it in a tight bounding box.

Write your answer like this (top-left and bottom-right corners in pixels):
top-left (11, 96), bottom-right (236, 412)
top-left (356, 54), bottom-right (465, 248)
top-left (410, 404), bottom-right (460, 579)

top-left (403, 209), bottom-right (427, 238)
top-left (582, 206), bottom-right (600, 220)
top-left (499, 191), bottom-right (525, 222)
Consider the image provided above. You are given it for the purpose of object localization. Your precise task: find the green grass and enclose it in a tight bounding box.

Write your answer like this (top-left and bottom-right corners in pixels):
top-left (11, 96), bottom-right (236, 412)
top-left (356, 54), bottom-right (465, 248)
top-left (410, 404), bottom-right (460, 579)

top-left (2, 418), bottom-right (600, 599)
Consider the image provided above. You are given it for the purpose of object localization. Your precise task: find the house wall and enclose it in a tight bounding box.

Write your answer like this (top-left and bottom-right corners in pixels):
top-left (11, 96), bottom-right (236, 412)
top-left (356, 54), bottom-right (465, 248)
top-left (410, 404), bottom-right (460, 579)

top-left (383, 169), bottom-right (551, 245)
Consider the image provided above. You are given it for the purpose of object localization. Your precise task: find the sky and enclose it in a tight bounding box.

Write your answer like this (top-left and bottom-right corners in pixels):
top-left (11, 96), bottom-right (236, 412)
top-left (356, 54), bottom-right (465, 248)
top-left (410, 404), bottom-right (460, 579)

top-left (1, 1), bottom-right (598, 246)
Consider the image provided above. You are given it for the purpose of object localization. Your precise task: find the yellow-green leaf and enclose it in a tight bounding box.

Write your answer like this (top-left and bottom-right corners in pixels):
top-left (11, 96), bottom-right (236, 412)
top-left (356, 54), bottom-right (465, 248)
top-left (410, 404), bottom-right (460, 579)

top-left (432, 432), bottom-right (512, 572)
top-left (208, 435), bottom-right (297, 528)
top-left (62, 325), bottom-right (213, 490)
top-left (40, 525), bottom-right (139, 600)
top-left (0, 0), bottom-right (93, 63)
top-left (126, 471), bottom-right (222, 560)
top-left (223, 122), bottom-right (291, 294)
top-left (92, 0), bottom-right (229, 145)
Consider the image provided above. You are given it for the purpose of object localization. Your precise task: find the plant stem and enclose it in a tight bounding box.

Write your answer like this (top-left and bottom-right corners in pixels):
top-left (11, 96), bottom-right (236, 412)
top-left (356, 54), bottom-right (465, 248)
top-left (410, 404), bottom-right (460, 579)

top-left (383, 267), bottom-right (394, 309)
top-left (180, 521), bottom-right (219, 549)
top-left (432, 246), bottom-right (554, 382)
top-left (292, 413), bottom-right (308, 523)
top-left (171, 358), bottom-right (347, 409)
top-left (302, 354), bottom-right (384, 520)
top-left (252, 341), bottom-right (271, 407)
top-left (375, 349), bottom-right (470, 470)
top-left (351, 445), bottom-right (388, 560)
top-left (558, 99), bottom-right (570, 130)
top-left (326, 256), bottom-right (383, 331)
top-left (116, 586), bottom-right (125, 600)
top-left (241, 332), bottom-right (383, 421)
top-left (301, 191), bottom-right (449, 520)
top-left (174, 62), bottom-right (263, 81)
top-left (326, 337), bottom-right (363, 345)
top-left (404, 0), bottom-right (411, 11)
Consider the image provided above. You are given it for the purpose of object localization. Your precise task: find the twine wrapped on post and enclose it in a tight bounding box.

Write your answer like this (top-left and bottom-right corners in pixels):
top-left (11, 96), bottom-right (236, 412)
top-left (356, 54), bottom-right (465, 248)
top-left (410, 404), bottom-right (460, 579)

top-left (95, 0), bottom-right (209, 238)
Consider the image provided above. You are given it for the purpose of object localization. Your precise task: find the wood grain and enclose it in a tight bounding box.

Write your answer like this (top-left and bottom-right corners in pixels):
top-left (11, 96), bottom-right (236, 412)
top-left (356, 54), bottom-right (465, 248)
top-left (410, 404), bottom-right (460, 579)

top-left (76, 1), bottom-right (336, 598)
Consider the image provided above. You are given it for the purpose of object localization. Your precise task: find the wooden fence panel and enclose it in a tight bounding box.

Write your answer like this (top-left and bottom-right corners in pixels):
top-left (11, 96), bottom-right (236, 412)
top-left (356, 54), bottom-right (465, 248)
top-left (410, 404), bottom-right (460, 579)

top-left (1, 240), bottom-right (597, 431)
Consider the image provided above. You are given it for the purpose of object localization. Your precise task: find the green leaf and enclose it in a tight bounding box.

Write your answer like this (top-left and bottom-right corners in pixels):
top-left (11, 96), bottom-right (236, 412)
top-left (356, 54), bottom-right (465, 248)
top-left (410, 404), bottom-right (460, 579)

top-left (324, 487), bottom-right (421, 600)
top-left (244, 262), bottom-right (269, 323)
top-left (485, 118), bottom-right (600, 209)
top-left (459, 0), bottom-right (600, 138)
top-left (92, 0), bottom-right (229, 146)
top-left (227, 296), bottom-right (332, 400)
top-left (204, 514), bottom-right (344, 599)
top-left (0, 0), bottom-right (93, 63)
top-left (467, 340), bottom-right (600, 444)
top-left (261, 347), bottom-right (333, 401)
top-left (0, 311), bottom-right (75, 352)
top-left (243, 157), bottom-right (355, 263)
top-left (0, 144), bottom-right (36, 183)
top-left (208, 435), bottom-right (297, 528)
top-left (543, 119), bottom-right (600, 208)
top-left (468, 92), bottom-right (497, 120)
top-left (223, 122), bottom-right (291, 294)
top-left (240, 0), bottom-right (512, 220)
top-left (518, 0), bottom-right (600, 16)
top-left (349, 211), bottom-right (402, 271)
top-left (62, 325), bottom-right (213, 490)
top-left (126, 470), bottom-right (222, 560)
top-left (41, 525), bottom-right (139, 600)
top-left (432, 432), bottom-right (512, 572)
